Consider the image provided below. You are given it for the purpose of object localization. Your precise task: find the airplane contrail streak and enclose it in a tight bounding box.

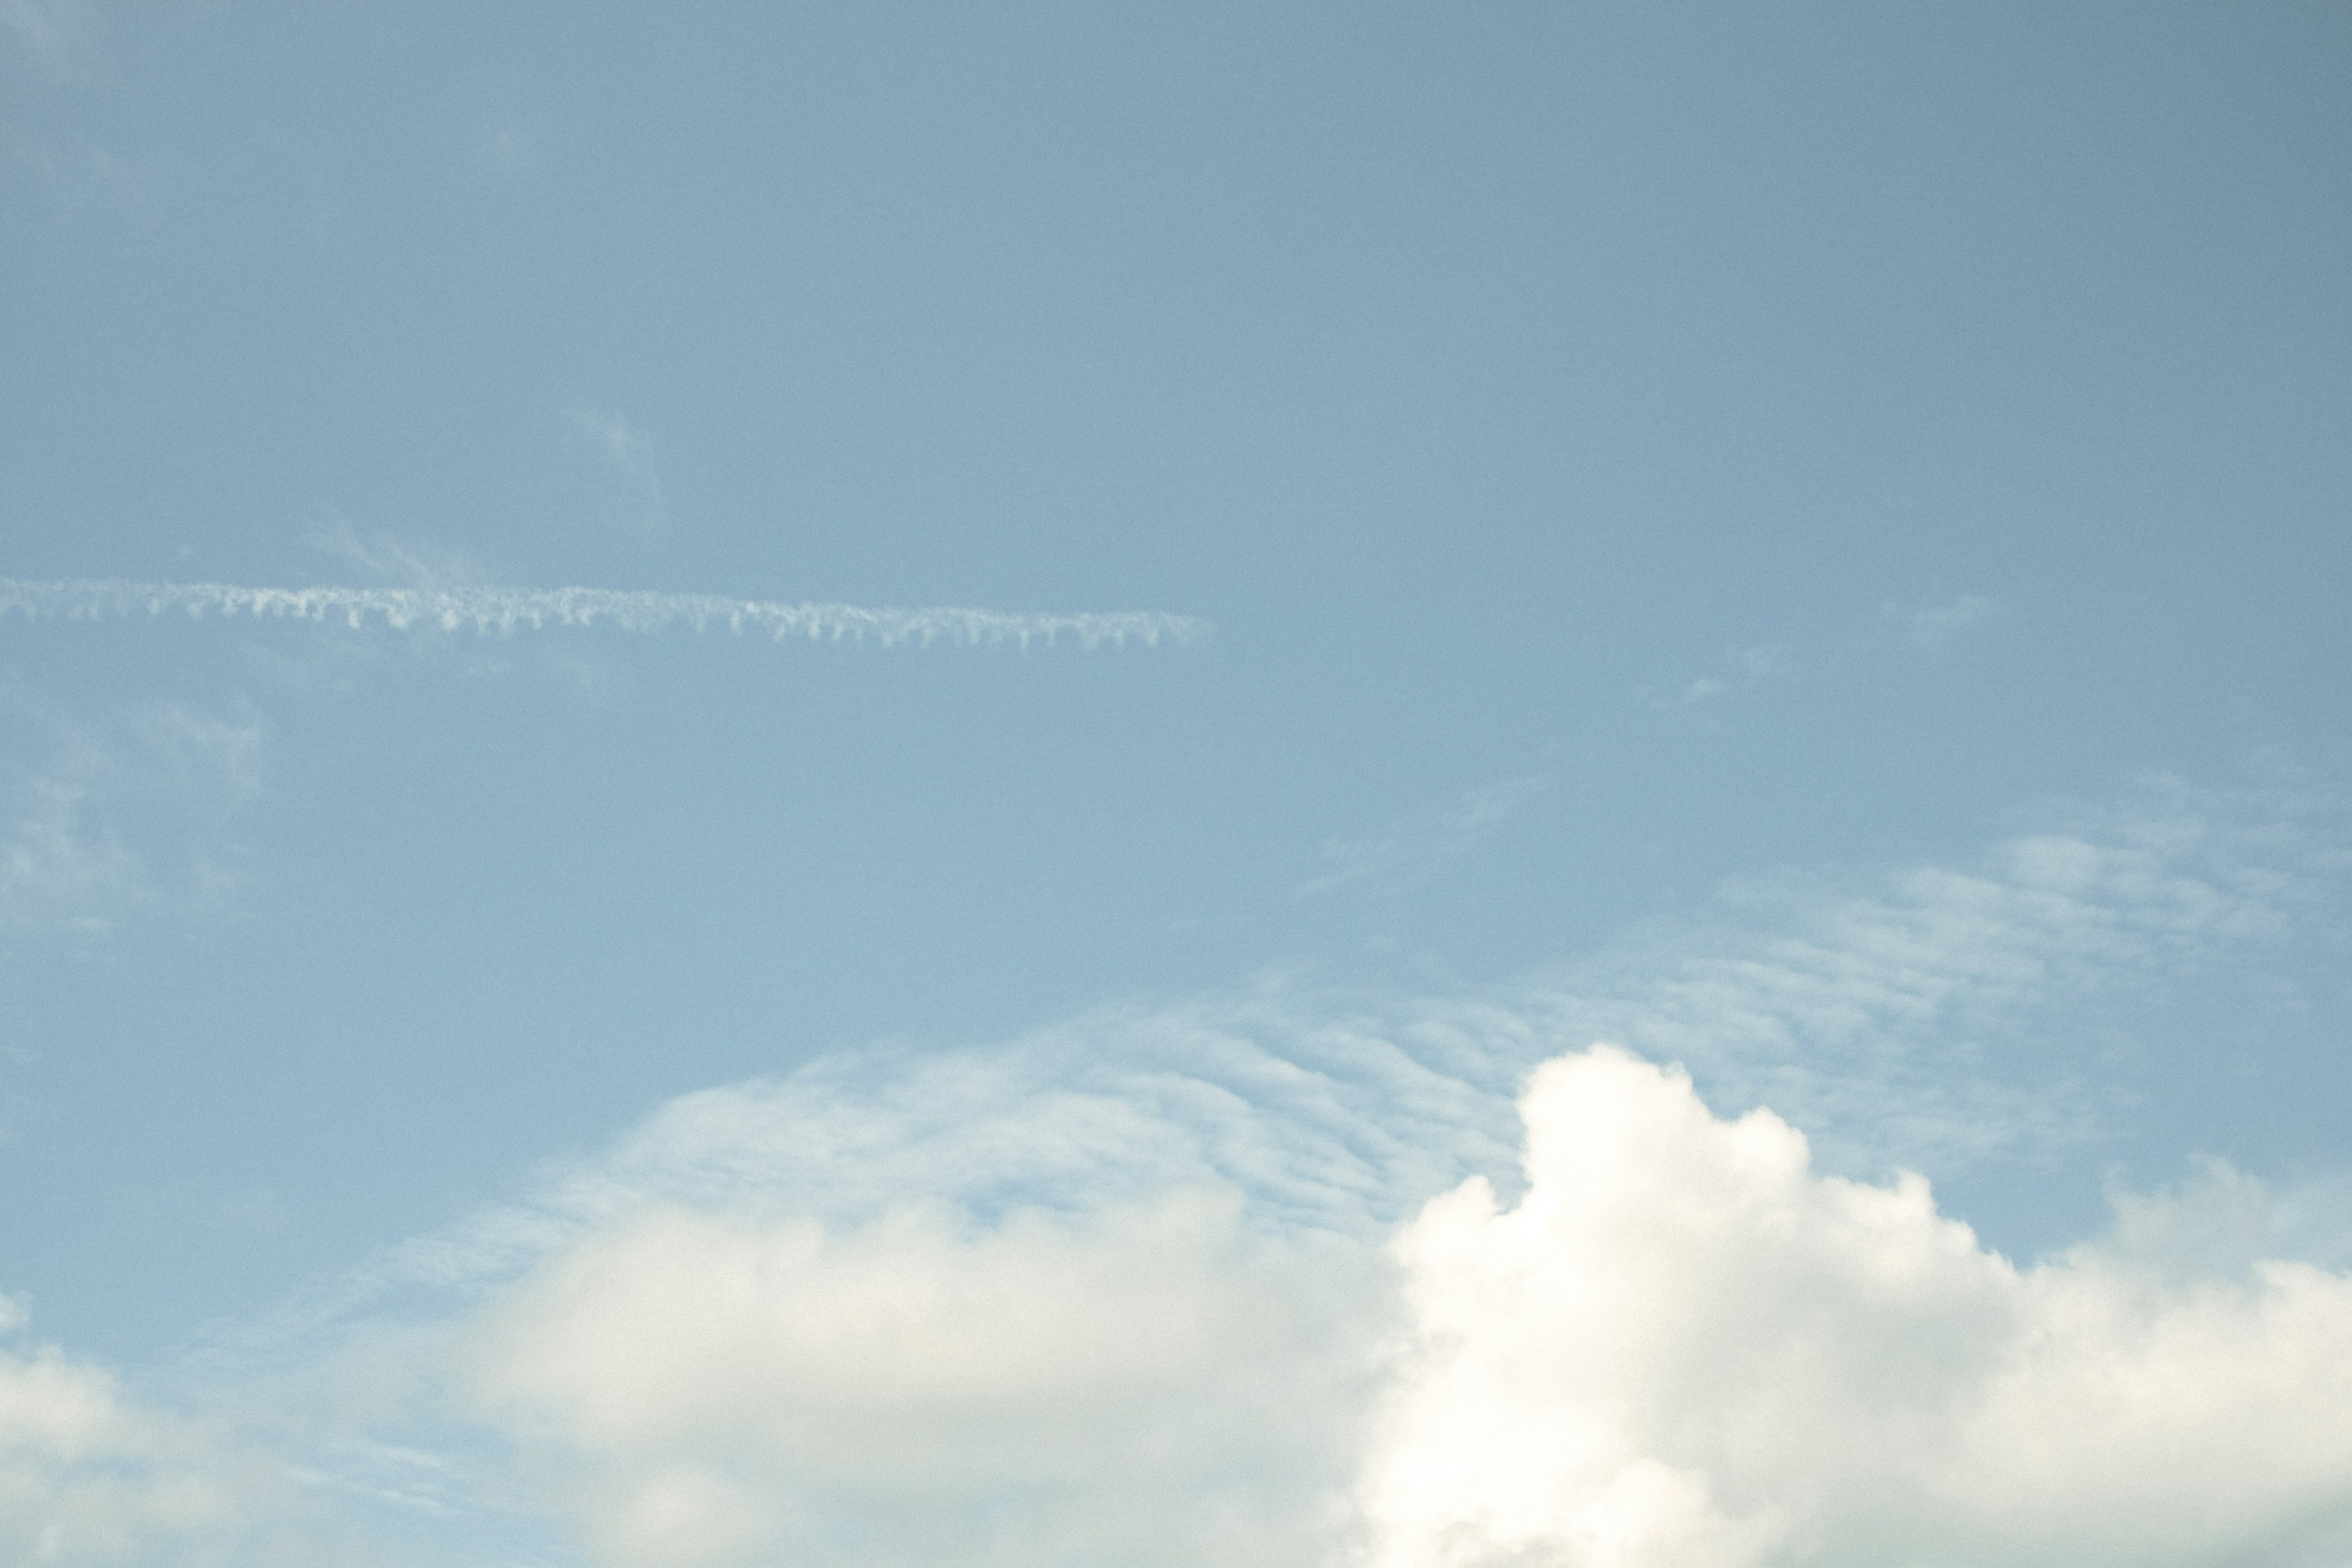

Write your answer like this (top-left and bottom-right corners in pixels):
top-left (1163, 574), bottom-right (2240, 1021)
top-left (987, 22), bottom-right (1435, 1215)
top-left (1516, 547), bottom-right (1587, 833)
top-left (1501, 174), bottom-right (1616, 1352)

top-left (0, 577), bottom-right (1213, 651)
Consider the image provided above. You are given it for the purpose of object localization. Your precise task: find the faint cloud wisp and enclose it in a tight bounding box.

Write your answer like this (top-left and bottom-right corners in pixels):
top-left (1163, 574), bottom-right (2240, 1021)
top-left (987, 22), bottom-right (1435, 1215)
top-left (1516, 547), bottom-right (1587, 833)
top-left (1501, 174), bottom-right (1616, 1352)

top-left (1889, 592), bottom-right (2005, 649)
top-left (568, 407), bottom-right (668, 540)
top-left (0, 690), bottom-right (263, 946)
top-left (1646, 592), bottom-right (2006, 712)
top-left (306, 516), bottom-right (490, 592)
top-left (1301, 775), bottom-right (1548, 897)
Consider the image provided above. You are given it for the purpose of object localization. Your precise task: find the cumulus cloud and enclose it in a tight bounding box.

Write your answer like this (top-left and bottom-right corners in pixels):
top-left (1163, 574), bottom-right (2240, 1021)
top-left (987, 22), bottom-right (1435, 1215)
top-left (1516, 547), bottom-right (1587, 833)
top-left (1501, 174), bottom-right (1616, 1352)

top-left (0, 576), bottom-right (1212, 652)
top-left (1363, 1046), bottom-right (2352, 1567)
top-left (467, 1192), bottom-right (1375, 1567)
top-left (26, 1041), bottom-right (2352, 1566)
top-left (23, 1037), bottom-right (2352, 1564)
top-left (0, 1311), bottom-right (254, 1564)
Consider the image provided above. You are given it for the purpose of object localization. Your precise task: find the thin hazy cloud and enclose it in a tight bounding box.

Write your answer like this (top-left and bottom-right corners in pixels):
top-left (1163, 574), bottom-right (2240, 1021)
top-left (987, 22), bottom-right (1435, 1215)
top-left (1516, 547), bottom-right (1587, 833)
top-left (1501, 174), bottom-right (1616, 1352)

top-left (1302, 775), bottom-right (1549, 896)
top-left (1, 0), bottom-right (83, 62)
top-left (567, 406), bottom-right (667, 538)
top-left (0, 577), bottom-right (1213, 652)
top-left (1654, 641), bottom-right (1788, 709)
top-left (1891, 593), bottom-right (2005, 648)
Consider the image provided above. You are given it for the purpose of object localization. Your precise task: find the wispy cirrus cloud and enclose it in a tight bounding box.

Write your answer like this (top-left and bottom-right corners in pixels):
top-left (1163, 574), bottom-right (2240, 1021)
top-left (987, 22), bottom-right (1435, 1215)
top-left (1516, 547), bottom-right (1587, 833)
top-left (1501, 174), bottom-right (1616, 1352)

top-left (1889, 592), bottom-right (2005, 649)
top-left (0, 687), bottom-right (263, 1147)
top-left (0, 688), bottom-right (263, 946)
top-left (1525, 775), bottom-right (2350, 1177)
top-left (304, 516), bottom-right (492, 593)
top-left (1649, 593), bottom-right (2008, 710)
top-left (1658, 642), bottom-right (1789, 708)
top-left (0, 576), bottom-right (1213, 652)
top-left (567, 407), bottom-right (667, 539)
top-left (1301, 775), bottom-right (1549, 897)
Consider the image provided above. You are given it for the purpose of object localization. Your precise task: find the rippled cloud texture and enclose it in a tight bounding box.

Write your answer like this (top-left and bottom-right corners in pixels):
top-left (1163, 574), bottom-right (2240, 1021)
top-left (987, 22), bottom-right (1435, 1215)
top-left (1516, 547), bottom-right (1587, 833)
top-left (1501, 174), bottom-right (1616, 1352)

top-left (0, 577), bottom-right (1213, 652)
top-left (7, 786), bottom-right (2350, 1566)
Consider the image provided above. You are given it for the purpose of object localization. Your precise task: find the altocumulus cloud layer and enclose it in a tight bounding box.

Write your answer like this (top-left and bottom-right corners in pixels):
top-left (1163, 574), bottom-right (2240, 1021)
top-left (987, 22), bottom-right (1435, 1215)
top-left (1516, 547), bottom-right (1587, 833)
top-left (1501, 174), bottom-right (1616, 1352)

top-left (0, 576), bottom-right (1213, 651)
top-left (7, 785), bottom-right (2352, 1565)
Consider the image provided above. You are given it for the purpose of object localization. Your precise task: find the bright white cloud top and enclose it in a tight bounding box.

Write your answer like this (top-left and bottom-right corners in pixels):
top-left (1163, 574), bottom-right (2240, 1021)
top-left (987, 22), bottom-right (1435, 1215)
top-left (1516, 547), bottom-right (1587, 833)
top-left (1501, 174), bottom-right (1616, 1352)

top-left (0, 577), bottom-right (1213, 651)
top-left (1367, 1049), bottom-right (2352, 1568)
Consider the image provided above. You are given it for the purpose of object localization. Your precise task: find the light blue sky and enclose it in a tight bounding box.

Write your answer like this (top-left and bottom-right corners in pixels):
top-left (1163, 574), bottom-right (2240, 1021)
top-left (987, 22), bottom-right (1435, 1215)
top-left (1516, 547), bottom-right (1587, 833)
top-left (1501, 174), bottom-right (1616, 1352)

top-left (3, 6), bottom-right (2350, 1564)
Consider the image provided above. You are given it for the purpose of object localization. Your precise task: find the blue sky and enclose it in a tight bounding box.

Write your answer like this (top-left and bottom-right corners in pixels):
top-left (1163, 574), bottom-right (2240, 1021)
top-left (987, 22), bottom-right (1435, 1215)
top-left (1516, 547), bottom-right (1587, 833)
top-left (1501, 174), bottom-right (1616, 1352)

top-left (3, 4), bottom-right (2350, 1564)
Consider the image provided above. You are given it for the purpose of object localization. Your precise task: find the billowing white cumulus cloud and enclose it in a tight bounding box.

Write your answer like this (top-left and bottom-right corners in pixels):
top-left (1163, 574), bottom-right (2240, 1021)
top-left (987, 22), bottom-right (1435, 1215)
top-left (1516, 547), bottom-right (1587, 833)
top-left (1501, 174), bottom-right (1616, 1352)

top-left (468, 1193), bottom-right (1375, 1567)
top-left (1363, 1047), bottom-right (2352, 1567)
top-left (0, 576), bottom-right (1212, 651)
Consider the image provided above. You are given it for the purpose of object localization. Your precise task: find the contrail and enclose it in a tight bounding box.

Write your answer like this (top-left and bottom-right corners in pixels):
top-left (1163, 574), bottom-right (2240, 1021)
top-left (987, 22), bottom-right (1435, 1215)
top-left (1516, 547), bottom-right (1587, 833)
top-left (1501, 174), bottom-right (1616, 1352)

top-left (0, 577), bottom-right (1212, 651)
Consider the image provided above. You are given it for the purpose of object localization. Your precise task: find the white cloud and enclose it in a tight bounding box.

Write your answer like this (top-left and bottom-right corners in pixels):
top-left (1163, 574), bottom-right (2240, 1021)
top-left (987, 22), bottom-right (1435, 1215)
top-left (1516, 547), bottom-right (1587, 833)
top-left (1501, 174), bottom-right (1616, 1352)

top-left (1362, 1046), bottom-right (2352, 1568)
top-left (26, 1029), bottom-right (2352, 1564)
top-left (0, 1317), bottom-right (252, 1564)
top-left (0, 576), bottom-right (1212, 652)
top-left (467, 1192), bottom-right (1374, 1567)
top-left (1305, 776), bottom-right (1549, 896)
top-left (295, 1020), bottom-right (2352, 1567)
